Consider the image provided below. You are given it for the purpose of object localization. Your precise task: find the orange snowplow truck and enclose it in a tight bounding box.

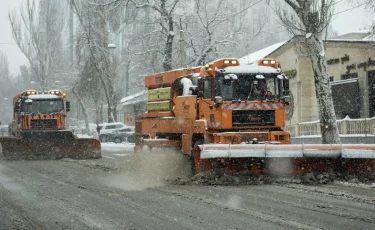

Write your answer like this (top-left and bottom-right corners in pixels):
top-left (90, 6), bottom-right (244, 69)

top-left (0, 89), bottom-right (101, 160)
top-left (135, 58), bottom-right (375, 175)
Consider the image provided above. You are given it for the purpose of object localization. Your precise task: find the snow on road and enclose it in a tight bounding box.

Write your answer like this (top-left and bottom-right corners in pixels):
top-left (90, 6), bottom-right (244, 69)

top-left (101, 142), bottom-right (135, 152)
top-left (76, 134), bottom-right (135, 152)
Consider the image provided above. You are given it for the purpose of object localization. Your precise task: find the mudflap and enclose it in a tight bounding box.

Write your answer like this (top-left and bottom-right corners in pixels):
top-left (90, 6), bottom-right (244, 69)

top-left (193, 144), bottom-right (375, 175)
top-left (0, 136), bottom-right (101, 160)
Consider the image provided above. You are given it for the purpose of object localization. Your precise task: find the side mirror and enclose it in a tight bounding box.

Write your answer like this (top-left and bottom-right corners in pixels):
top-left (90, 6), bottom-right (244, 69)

top-left (283, 90), bottom-right (291, 104)
top-left (66, 101), bottom-right (71, 112)
top-left (14, 102), bottom-right (20, 112)
top-left (283, 90), bottom-right (290, 96)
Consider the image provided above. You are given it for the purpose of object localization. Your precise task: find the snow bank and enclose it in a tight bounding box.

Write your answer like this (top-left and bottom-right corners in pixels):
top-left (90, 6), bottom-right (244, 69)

top-left (239, 41), bottom-right (287, 65)
top-left (101, 142), bottom-right (135, 152)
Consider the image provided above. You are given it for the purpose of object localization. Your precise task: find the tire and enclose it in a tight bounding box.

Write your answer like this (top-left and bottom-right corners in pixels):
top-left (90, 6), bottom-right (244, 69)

top-left (100, 135), bottom-right (108, 142)
top-left (114, 137), bottom-right (122, 144)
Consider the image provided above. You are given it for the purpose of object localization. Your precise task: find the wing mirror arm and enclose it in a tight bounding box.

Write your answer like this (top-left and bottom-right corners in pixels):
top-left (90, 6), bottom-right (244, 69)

top-left (214, 96), bottom-right (223, 107)
top-left (66, 101), bottom-right (71, 112)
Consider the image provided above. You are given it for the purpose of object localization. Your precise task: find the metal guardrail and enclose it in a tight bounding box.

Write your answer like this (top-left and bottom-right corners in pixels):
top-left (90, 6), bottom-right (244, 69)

top-left (0, 131), bottom-right (9, 137)
top-left (0, 125), bottom-right (9, 137)
top-left (286, 116), bottom-right (375, 137)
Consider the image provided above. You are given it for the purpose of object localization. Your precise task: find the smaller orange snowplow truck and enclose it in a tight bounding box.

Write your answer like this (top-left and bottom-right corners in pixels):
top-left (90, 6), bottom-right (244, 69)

top-left (135, 58), bottom-right (375, 175)
top-left (0, 89), bottom-right (101, 160)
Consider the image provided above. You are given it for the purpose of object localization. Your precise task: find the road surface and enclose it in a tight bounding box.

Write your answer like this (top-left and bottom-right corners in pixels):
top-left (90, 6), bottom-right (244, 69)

top-left (0, 144), bottom-right (375, 229)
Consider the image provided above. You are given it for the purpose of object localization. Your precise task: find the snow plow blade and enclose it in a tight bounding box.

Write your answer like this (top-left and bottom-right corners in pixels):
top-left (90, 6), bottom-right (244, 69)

top-left (193, 144), bottom-right (375, 174)
top-left (0, 137), bottom-right (101, 160)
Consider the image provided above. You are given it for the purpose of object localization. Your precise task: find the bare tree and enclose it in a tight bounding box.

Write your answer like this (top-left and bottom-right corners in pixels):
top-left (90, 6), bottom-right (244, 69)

top-left (271, 0), bottom-right (340, 144)
top-left (362, 0), bottom-right (375, 33)
top-left (129, 0), bottom-right (180, 71)
top-left (70, 0), bottom-right (120, 122)
top-left (67, 0), bottom-right (291, 121)
top-left (0, 52), bottom-right (16, 123)
top-left (9, 0), bottom-right (67, 90)
top-left (185, 0), bottom-right (267, 66)
top-left (0, 52), bottom-right (10, 87)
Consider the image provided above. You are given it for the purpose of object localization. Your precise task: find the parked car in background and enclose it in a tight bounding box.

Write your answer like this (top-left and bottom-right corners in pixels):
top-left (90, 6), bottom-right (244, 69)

top-left (99, 122), bottom-right (128, 135)
top-left (99, 124), bottom-right (134, 142)
top-left (101, 127), bottom-right (135, 143)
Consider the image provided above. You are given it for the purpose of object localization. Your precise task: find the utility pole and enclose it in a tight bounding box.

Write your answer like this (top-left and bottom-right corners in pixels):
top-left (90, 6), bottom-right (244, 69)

top-left (179, 19), bottom-right (186, 68)
top-left (69, 0), bottom-right (74, 66)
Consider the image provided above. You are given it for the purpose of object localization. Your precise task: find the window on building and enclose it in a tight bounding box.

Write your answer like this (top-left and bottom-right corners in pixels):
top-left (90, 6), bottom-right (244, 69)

top-left (368, 71), bottom-right (375, 117)
top-left (341, 73), bottom-right (358, 80)
top-left (329, 76), bottom-right (334, 82)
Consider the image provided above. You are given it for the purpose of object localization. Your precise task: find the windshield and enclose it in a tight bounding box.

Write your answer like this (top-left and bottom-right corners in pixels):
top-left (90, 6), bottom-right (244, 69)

top-left (216, 73), bottom-right (281, 101)
top-left (21, 99), bottom-right (64, 114)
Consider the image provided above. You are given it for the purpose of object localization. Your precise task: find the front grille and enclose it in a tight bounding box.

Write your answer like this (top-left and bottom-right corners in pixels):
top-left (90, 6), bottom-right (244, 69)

top-left (232, 110), bottom-right (275, 127)
top-left (30, 119), bottom-right (58, 129)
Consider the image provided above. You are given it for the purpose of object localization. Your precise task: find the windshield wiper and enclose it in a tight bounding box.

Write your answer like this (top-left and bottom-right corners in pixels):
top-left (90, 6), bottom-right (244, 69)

top-left (246, 84), bottom-right (254, 100)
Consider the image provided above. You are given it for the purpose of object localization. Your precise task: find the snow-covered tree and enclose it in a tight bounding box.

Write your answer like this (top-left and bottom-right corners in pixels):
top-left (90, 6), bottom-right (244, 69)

top-left (271, 0), bottom-right (340, 144)
top-left (9, 0), bottom-right (68, 91)
top-left (70, 0), bottom-right (120, 123)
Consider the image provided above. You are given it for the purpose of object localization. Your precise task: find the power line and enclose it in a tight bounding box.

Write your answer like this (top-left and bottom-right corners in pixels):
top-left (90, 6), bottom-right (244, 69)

top-left (333, 2), bottom-right (366, 15)
top-left (333, 0), bottom-right (346, 6)
top-left (231, 0), bottom-right (263, 18)
top-left (215, 0), bottom-right (263, 26)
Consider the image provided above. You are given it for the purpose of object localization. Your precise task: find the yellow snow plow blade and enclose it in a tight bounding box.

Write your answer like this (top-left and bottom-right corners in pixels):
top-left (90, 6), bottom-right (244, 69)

top-left (193, 144), bottom-right (375, 174)
top-left (0, 137), bottom-right (101, 160)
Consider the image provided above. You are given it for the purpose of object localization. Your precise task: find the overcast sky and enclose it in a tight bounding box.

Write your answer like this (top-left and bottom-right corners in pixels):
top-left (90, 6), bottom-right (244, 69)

top-left (0, 0), bottom-right (374, 76)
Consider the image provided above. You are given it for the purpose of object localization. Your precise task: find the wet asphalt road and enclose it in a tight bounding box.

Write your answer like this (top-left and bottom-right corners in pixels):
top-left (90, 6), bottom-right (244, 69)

top-left (0, 146), bottom-right (375, 230)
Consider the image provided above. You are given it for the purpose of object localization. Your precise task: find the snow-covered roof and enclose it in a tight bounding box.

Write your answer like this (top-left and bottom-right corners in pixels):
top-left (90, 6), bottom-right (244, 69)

top-left (120, 90), bottom-right (147, 103)
top-left (221, 64), bottom-right (280, 74)
top-left (239, 30), bottom-right (375, 66)
top-left (324, 29), bottom-right (375, 42)
top-left (28, 94), bottom-right (60, 99)
top-left (330, 78), bottom-right (358, 86)
top-left (239, 41), bottom-right (287, 65)
top-left (329, 29), bottom-right (374, 41)
top-left (119, 90), bottom-right (148, 106)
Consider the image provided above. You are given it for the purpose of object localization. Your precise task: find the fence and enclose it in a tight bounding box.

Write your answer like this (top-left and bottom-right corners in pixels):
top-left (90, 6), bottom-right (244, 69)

top-left (0, 125), bottom-right (8, 137)
top-left (286, 116), bottom-right (375, 137)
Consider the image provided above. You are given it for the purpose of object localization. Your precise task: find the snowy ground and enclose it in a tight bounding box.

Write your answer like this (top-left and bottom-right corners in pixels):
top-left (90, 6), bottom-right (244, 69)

top-left (1, 156), bottom-right (375, 229)
top-left (76, 134), bottom-right (135, 152)
top-left (101, 142), bottom-right (135, 152)
top-left (1, 135), bottom-right (375, 228)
